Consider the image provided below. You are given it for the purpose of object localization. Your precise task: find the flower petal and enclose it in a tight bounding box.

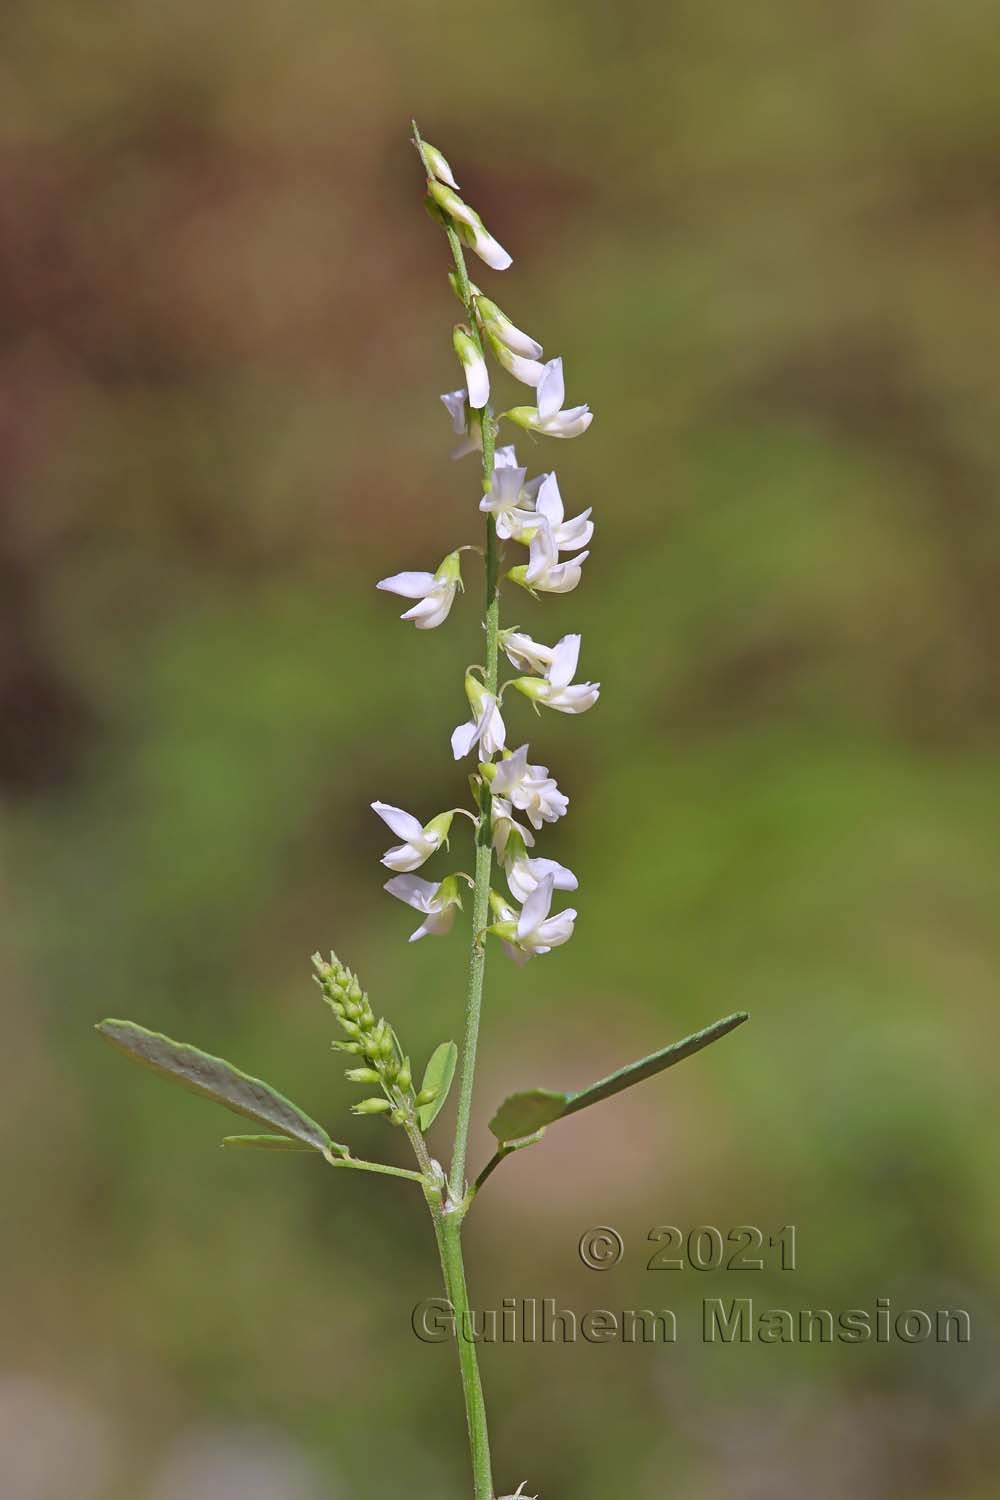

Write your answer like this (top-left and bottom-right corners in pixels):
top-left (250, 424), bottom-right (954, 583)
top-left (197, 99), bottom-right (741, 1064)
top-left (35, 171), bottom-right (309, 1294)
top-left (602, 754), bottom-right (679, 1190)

top-left (376, 570), bottom-right (436, 599)
top-left (371, 801), bottom-right (425, 841)
top-left (547, 634), bottom-right (581, 688)
top-left (536, 357), bottom-right (565, 422)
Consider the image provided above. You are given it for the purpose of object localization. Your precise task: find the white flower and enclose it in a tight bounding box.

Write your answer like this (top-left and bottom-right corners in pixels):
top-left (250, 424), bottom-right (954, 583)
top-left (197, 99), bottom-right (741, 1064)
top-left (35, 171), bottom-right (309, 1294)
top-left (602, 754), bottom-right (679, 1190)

top-left (509, 522), bottom-right (589, 594)
top-left (371, 803), bottom-right (453, 873)
top-left (428, 183), bottom-right (513, 271)
top-left (498, 1487), bottom-right (537, 1500)
top-left (490, 796), bottom-right (535, 859)
top-left (475, 295), bottom-right (543, 360)
top-left (499, 628), bottom-right (556, 676)
top-left (451, 674), bottom-right (506, 760)
top-left (480, 458), bottom-right (540, 541)
top-left (377, 549), bottom-right (462, 629)
top-left (531, 472), bottom-right (593, 551)
top-left (458, 218), bottom-right (512, 271)
top-left (505, 850), bottom-right (578, 904)
top-left (480, 298), bottom-right (546, 385)
top-left (504, 357), bottom-right (593, 439)
top-left (384, 873), bottom-right (462, 942)
top-left (490, 874), bottom-right (576, 966)
top-left (491, 744), bottom-right (568, 829)
top-left (453, 326), bottom-right (489, 409)
top-left (511, 633), bottom-right (600, 714)
top-left (440, 389), bottom-right (482, 461)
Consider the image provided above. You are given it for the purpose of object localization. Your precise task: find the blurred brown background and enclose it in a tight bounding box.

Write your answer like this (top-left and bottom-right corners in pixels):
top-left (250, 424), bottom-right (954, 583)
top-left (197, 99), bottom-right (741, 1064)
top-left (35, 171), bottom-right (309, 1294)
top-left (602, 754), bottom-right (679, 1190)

top-left (2, 2), bottom-right (999, 1497)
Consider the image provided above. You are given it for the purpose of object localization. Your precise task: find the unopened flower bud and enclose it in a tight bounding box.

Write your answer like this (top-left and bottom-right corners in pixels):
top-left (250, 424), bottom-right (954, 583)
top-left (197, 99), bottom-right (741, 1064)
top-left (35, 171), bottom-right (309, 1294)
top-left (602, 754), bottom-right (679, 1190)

top-left (396, 1058), bottom-right (413, 1093)
top-left (352, 1097), bottom-right (393, 1116)
top-left (453, 326), bottom-right (489, 410)
top-left (345, 1067), bottom-right (383, 1085)
top-left (422, 140), bottom-right (459, 190)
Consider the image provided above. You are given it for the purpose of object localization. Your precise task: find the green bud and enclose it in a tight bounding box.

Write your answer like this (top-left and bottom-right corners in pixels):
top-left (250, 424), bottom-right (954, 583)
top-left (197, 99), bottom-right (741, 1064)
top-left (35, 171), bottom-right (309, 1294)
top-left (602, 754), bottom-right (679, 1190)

top-left (396, 1058), bottom-right (412, 1093)
top-left (389, 1109), bottom-right (406, 1126)
top-left (434, 549), bottom-right (463, 587)
top-left (352, 1098), bottom-right (392, 1116)
top-left (501, 406), bottom-right (538, 433)
top-left (332, 1040), bottom-right (364, 1054)
top-left (503, 826), bottom-right (529, 866)
top-left (377, 1033), bottom-right (396, 1061)
top-left (345, 1067), bottom-right (383, 1085)
top-left (415, 1085), bottom-right (439, 1107)
top-left (340, 1020), bottom-right (362, 1039)
top-left (422, 141), bottom-right (459, 191)
top-left (436, 874), bottom-right (463, 912)
top-left (424, 810), bottom-right (455, 848)
top-left (426, 180), bottom-right (481, 232)
top-left (489, 888), bottom-right (514, 920)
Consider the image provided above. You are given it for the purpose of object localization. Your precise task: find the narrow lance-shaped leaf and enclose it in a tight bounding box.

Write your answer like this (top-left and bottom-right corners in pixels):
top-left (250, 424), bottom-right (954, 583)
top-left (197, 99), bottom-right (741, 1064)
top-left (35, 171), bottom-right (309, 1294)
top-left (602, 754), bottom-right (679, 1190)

top-left (222, 1135), bottom-right (317, 1152)
top-left (488, 1012), bottom-right (749, 1144)
top-left (417, 1040), bottom-right (458, 1131)
top-left (96, 1020), bottom-right (347, 1158)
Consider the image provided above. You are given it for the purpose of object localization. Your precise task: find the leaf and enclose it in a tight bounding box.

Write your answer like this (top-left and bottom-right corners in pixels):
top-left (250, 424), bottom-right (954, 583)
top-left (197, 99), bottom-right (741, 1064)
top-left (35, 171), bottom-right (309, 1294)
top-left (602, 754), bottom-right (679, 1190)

top-left (96, 1019), bottom-right (346, 1157)
top-left (488, 1012), bottom-right (748, 1144)
top-left (488, 1088), bottom-right (568, 1143)
top-left (417, 1040), bottom-right (458, 1131)
top-left (222, 1135), bottom-right (318, 1152)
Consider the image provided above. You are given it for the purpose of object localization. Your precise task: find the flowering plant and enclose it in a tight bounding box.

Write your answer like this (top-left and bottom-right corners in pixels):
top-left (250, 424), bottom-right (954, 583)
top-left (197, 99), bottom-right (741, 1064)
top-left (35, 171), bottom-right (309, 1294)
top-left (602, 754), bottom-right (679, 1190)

top-left (96, 124), bottom-right (747, 1499)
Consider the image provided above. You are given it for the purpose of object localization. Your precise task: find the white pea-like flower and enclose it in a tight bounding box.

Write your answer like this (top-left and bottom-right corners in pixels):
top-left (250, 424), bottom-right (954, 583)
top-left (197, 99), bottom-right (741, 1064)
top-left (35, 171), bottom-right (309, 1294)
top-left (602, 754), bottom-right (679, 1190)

top-left (440, 389), bottom-right (482, 461)
top-left (480, 301), bottom-right (546, 386)
top-left (498, 628), bottom-right (556, 676)
top-left (451, 674), bottom-right (506, 760)
top-left (504, 357), bottom-right (593, 439)
top-left (453, 326), bottom-right (489, 409)
top-left (377, 549), bottom-right (462, 629)
top-left (508, 522), bottom-right (589, 594)
top-left (511, 633), bottom-right (600, 714)
top-left (491, 744), bottom-right (568, 829)
top-left (489, 874), bottom-right (576, 965)
top-left (480, 457), bottom-right (541, 541)
top-left (475, 295), bottom-right (543, 360)
top-left (529, 473), bottom-right (593, 552)
top-left (371, 803), bottom-right (454, 872)
top-left (384, 873), bottom-right (463, 942)
top-left (490, 796), bottom-right (536, 860)
top-left (498, 1487), bottom-right (537, 1500)
top-left (505, 847), bottom-right (578, 904)
top-left (427, 182), bottom-right (512, 271)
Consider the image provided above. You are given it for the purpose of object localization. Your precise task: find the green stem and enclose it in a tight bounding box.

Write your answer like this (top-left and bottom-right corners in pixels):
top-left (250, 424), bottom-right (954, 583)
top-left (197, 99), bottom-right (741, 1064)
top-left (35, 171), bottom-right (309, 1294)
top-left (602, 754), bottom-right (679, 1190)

top-left (329, 1155), bottom-right (425, 1184)
top-left (433, 1209), bottom-right (493, 1499)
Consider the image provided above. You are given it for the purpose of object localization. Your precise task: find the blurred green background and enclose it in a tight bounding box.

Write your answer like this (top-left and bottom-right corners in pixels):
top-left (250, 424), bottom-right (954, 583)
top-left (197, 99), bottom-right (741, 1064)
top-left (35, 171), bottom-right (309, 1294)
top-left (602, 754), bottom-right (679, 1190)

top-left (2, 2), bottom-right (999, 1497)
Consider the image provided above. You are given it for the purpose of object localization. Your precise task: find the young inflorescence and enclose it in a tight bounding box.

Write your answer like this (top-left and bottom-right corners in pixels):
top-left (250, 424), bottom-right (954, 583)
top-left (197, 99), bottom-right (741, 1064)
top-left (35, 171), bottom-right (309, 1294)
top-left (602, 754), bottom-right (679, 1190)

top-left (374, 135), bottom-right (599, 972)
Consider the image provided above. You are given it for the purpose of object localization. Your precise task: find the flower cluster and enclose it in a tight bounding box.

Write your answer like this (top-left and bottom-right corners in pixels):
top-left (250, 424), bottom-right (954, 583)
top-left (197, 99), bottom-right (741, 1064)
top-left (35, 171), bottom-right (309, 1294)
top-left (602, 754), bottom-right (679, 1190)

top-left (374, 136), bottom-right (600, 965)
top-left (313, 951), bottom-right (442, 1122)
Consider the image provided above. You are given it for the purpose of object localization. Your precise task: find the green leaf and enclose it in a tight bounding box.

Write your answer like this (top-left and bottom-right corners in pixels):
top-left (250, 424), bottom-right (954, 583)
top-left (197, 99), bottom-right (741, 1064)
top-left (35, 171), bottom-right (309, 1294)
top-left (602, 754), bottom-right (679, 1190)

top-left (222, 1135), bottom-right (318, 1152)
top-left (96, 1019), bottom-right (346, 1157)
top-left (488, 1012), bottom-right (748, 1144)
top-left (417, 1041), bottom-right (458, 1131)
top-left (488, 1088), bottom-right (568, 1143)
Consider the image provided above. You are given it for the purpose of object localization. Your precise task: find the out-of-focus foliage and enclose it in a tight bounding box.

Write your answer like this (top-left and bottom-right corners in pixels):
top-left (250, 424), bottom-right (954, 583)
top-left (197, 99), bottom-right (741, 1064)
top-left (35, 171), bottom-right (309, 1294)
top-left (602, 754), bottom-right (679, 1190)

top-left (1, 2), bottom-right (998, 1497)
